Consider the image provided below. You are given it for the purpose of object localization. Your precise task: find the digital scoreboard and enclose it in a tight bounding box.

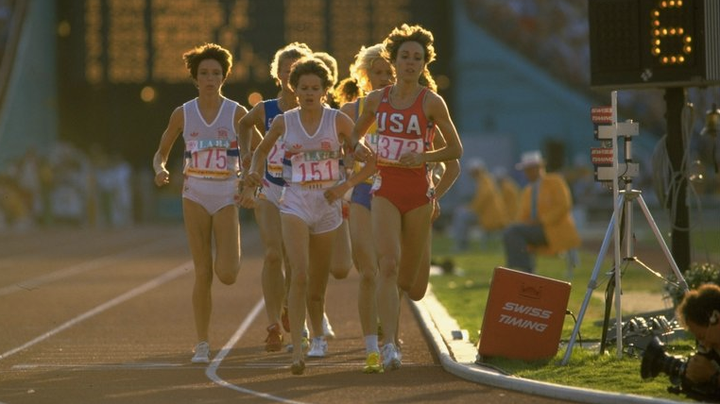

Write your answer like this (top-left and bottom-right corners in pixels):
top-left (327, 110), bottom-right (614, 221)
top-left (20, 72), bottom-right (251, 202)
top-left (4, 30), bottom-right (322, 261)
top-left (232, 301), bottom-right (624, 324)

top-left (588, 0), bottom-right (720, 88)
top-left (56, 0), bottom-right (449, 167)
top-left (65, 0), bottom-right (425, 86)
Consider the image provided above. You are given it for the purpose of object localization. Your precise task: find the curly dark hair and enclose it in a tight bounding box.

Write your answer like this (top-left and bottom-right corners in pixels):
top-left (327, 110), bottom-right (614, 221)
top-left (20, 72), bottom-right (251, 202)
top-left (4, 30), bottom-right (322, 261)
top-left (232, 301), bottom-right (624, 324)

top-left (677, 283), bottom-right (720, 327)
top-left (182, 43), bottom-right (233, 80)
top-left (382, 24), bottom-right (437, 91)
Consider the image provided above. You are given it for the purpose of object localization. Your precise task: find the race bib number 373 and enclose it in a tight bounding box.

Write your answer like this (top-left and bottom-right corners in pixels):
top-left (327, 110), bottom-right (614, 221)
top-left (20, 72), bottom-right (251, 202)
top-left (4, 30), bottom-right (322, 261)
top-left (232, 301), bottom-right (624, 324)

top-left (376, 135), bottom-right (423, 166)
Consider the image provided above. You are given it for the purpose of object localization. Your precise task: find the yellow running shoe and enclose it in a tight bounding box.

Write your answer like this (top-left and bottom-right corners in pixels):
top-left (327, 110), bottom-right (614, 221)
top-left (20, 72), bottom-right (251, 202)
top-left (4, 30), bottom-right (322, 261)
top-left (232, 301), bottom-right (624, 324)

top-left (363, 351), bottom-right (384, 373)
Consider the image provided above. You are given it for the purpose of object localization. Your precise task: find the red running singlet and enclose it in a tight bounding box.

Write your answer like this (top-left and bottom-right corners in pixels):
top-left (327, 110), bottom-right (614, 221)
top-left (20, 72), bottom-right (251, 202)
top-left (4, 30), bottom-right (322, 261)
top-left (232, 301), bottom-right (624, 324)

top-left (371, 86), bottom-right (436, 214)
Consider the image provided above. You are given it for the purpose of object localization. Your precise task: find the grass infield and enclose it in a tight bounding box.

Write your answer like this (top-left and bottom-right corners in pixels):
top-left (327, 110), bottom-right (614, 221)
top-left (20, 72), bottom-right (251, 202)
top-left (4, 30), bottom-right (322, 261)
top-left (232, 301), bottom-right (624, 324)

top-left (428, 229), bottom-right (720, 402)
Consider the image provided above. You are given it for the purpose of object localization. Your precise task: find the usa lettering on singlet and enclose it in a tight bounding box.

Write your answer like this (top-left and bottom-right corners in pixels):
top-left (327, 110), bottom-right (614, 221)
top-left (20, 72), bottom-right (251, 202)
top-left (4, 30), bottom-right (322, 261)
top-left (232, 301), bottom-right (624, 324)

top-left (182, 97), bottom-right (240, 180)
top-left (374, 87), bottom-right (435, 169)
top-left (282, 106), bottom-right (344, 188)
top-left (370, 86), bottom-right (437, 202)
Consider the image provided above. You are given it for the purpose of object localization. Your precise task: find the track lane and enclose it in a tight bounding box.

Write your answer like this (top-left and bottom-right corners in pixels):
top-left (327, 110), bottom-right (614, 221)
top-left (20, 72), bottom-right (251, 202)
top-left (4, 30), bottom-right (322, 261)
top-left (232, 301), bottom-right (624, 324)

top-left (0, 224), bottom-right (578, 404)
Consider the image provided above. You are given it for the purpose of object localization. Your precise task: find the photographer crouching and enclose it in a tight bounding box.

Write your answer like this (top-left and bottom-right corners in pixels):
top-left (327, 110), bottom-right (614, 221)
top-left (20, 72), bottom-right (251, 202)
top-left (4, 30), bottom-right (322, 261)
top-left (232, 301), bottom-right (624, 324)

top-left (642, 284), bottom-right (720, 401)
top-left (678, 285), bottom-right (720, 392)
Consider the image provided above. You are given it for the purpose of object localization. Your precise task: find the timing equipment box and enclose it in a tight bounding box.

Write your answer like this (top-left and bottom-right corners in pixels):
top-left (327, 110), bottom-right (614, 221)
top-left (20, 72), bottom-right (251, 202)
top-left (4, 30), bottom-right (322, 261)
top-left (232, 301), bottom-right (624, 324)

top-left (478, 267), bottom-right (571, 361)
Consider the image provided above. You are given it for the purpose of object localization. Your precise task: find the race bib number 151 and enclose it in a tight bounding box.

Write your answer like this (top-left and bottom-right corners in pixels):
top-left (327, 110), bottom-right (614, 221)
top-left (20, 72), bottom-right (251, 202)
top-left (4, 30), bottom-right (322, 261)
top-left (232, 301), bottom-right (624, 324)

top-left (290, 154), bottom-right (340, 183)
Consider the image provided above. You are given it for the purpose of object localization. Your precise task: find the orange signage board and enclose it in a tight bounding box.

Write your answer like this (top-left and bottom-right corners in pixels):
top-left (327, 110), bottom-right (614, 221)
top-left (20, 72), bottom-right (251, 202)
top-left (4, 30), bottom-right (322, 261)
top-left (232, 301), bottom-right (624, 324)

top-left (478, 267), bottom-right (571, 361)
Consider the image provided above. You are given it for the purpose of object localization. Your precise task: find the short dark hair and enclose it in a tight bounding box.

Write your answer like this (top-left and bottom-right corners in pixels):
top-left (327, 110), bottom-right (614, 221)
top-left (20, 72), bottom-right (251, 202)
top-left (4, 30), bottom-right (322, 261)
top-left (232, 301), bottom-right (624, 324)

top-left (289, 57), bottom-right (334, 91)
top-left (182, 43), bottom-right (233, 80)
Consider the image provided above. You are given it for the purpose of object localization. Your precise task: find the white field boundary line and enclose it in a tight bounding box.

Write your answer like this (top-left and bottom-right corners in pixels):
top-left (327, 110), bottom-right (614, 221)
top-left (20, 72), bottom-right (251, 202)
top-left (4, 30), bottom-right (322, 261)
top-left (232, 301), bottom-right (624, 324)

top-left (0, 262), bottom-right (191, 361)
top-left (205, 299), bottom-right (309, 404)
top-left (0, 236), bottom-right (185, 297)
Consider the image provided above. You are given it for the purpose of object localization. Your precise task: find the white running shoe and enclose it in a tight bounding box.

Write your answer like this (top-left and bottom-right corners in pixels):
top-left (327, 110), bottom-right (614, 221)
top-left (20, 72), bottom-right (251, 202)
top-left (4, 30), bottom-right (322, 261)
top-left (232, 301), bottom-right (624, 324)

top-left (323, 313), bottom-right (336, 339)
top-left (191, 341), bottom-right (210, 364)
top-left (381, 343), bottom-right (401, 370)
top-left (307, 337), bottom-right (328, 358)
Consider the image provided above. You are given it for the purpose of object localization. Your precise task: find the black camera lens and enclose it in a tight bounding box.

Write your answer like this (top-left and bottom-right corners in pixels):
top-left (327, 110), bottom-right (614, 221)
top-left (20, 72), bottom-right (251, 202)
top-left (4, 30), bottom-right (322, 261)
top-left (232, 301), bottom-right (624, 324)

top-left (641, 337), bottom-right (686, 385)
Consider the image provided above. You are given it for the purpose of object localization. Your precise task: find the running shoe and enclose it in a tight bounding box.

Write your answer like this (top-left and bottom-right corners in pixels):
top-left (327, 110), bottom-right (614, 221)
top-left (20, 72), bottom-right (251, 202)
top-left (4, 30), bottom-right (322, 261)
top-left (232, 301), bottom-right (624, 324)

top-left (323, 313), bottom-right (336, 339)
top-left (381, 343), bottom-right (401, 370)
top-left (290, 359), bottom-right (306, 375)
top-left (307, 337), bottom-right (328, 358)
top-left (265, 323), bottom-right (283, 352)
top-left (191, 341), bottom-right (210, 364)
top-left (285, 327), bottom-right (310, 352)
top-left (363, 351), bottom-right (384, 374)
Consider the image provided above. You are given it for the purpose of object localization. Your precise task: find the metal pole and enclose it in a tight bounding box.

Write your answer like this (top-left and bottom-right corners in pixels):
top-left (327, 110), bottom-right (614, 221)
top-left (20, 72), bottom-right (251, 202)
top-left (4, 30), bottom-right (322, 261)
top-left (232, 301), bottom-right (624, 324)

top-left (611, 91), bottom-right (623, 358)
top-left (664, 87), bottom-right (690, 273)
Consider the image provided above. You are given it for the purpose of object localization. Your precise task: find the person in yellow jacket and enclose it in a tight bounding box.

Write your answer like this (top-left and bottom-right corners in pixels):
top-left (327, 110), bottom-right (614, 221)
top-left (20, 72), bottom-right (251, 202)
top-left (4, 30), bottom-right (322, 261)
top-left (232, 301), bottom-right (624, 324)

top-left (492, 166), bottom-right (520, 223)
top-left (502, 151), bottom-right (581, 273)
top-left (468, 158), bottom-right (508, 232)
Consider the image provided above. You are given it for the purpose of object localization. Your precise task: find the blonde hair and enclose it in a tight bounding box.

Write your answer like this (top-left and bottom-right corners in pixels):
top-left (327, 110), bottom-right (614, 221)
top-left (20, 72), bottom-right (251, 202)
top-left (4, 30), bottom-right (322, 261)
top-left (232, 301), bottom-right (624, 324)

top-left (313, 51), bottom-right (339, 86)
top-left (269, 42), bottom-right (313, 85)
top-left (349, 43), bottom-right (387, 94)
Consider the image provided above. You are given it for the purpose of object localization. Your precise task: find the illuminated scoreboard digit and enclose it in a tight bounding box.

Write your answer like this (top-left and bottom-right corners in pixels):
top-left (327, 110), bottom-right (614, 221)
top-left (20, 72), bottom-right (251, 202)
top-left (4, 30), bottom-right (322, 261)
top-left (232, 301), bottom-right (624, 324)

top-left (589, 0), bottom-right (720, 88)
top-left (649, 1), bottom-right (694, 67)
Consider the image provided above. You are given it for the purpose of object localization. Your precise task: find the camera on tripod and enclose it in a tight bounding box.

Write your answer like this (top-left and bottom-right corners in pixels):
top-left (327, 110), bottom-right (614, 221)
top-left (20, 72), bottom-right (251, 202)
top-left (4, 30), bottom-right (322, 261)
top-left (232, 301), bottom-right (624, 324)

top-left (641, 336), bottom-right (719, 401)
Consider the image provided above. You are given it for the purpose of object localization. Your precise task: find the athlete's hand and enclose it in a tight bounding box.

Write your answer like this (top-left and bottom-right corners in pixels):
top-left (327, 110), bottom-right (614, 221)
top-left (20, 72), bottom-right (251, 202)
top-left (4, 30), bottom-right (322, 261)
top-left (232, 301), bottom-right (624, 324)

top-left (353, 142), bottom-right (372, 163)
top-left (235, 185), bottom-right (257, 209)
top-left (324, 183), bottom-right (348, 204)
top-left (244, 171), bottom-right (262, 188)
top-left (399, 151), bottom-right (424, 167)
top-left (431, 199), bottom-right (441, 222)
top-left (154, 169), bottom-right (170, 187)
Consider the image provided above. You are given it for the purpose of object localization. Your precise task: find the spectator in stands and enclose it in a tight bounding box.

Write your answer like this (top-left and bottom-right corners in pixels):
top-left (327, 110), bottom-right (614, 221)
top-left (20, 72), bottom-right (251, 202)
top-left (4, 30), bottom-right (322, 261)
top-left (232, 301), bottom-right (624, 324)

top-left (502, 151), bottom-right (581, 273)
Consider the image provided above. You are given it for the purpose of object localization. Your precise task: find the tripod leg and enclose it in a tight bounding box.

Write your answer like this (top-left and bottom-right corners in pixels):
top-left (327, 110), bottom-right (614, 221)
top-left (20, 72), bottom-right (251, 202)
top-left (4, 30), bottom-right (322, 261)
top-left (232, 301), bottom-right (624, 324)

top-left (636, 194), bottom-right (689, 291)
top-left (560, 194), bottom-right (623, 365)
top-left (600, 271), bottom-right (616, 354)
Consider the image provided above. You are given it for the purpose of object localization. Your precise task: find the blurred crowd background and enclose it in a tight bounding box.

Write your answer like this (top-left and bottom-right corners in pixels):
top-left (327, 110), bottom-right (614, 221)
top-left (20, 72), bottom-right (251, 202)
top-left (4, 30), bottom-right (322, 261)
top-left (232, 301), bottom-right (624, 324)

top-left (0, 0), bottom-right (718, 242)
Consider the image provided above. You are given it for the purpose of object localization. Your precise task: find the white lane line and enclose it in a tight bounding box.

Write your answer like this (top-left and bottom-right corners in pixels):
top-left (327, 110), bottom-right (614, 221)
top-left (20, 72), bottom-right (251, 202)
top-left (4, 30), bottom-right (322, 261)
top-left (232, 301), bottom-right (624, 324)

top-left (12, 363), bottom-right (184, 370)
top-left (205, 299), bottom-right (309, 404)
top-left (0, 262), bottom-right (191, 361)
top-left (10, 361), bottom-right (419, 371)
top-left (0, 237), bottom-right (184, 297)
